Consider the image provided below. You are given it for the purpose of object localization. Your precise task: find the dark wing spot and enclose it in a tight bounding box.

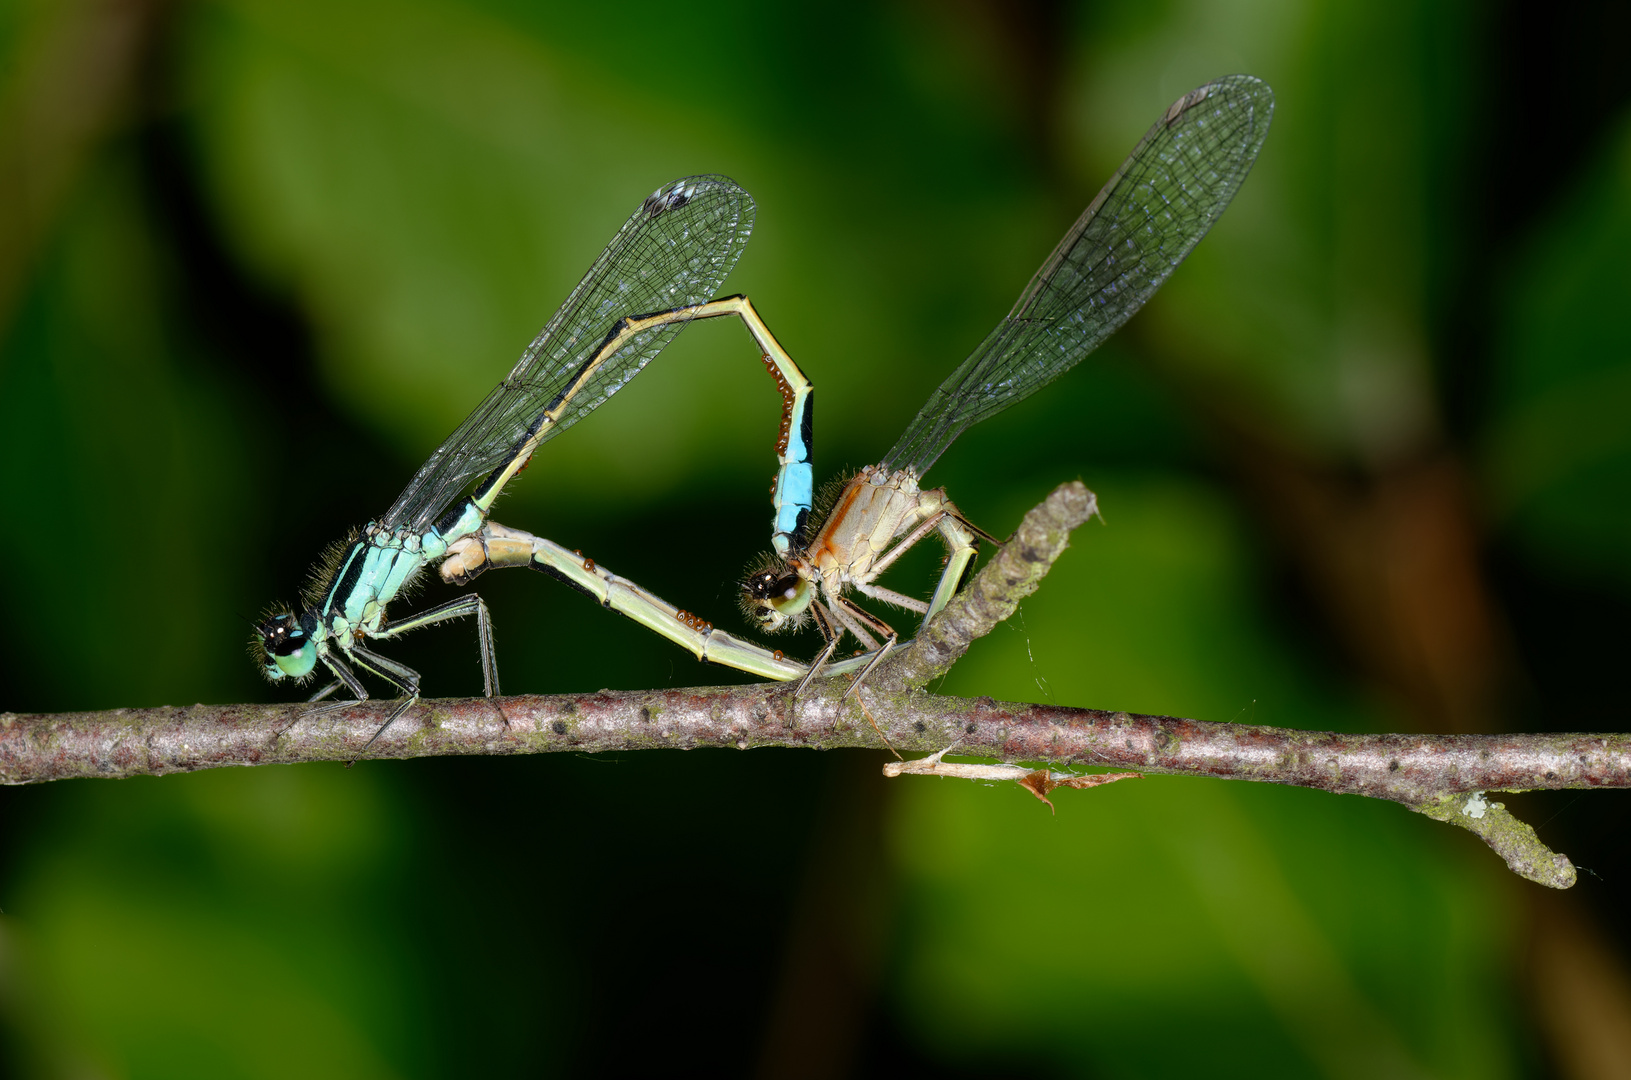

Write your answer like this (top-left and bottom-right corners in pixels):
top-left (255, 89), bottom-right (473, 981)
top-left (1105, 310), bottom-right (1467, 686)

top-left (642, 184), bottom-right (694, 217)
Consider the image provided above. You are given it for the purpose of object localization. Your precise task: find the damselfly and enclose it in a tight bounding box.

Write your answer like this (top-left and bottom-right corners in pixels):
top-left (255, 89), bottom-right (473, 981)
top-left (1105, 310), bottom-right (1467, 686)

top-left (252, 175), bottom-right (826, 747)
top-left (744, 75), bottom-right (1275, 689)
top-left (434, 75), bottom-right (1274, 694)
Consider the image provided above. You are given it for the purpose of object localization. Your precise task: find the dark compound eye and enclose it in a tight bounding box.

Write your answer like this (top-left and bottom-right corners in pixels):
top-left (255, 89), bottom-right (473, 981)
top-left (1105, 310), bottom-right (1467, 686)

top-left (258, 614), bottom-right (307, 657)
top-left (745, 571), bottom-right (798, 601)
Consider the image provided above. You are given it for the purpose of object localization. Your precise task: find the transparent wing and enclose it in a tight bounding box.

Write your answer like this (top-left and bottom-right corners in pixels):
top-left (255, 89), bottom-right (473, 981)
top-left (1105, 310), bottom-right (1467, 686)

top-left (883, 74), bottom-right (1273, 475)
top-left (382, 175), bottom-right (756, 532)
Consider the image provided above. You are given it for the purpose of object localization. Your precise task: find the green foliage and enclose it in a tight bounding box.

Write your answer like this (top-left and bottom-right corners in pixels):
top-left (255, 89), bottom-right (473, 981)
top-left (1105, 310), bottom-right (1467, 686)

top-left (6, 769), bottom-right (419, 1079)
top-left (1487, 113), bottom-right (1631, 589)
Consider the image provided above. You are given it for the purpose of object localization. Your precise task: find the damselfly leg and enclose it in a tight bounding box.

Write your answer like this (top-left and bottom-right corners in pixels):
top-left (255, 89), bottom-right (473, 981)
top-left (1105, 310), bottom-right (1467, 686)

top-left (786, 486), bottom-right (1001, 696)
top-left (276, 592), bottom-right (498, 751)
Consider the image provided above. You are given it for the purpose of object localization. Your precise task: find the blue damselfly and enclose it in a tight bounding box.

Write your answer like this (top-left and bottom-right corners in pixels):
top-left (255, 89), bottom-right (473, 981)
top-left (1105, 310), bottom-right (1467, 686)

top-left (253, 176), bottom-right (824, 747)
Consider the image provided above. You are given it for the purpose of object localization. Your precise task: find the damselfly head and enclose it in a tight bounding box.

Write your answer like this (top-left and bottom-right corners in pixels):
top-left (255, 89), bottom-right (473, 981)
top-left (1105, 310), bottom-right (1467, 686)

top-left (251, 608), bottom-right (319, 683)
top-left (740, 558), bottom-right (814, 633)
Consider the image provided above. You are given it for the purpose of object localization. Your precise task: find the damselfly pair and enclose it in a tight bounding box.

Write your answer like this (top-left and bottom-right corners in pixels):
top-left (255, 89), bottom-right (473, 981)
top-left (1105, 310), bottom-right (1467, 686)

top-left (254, 75), bottom-right (1275, 748)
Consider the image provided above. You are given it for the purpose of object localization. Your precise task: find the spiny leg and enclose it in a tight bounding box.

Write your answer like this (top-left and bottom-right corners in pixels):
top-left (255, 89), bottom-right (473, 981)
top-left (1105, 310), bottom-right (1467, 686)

top-left (955, 512), bottom-right (1003, 548)
top-left (282, 638), bottom-right (426, 755)
top-left (827, 596), bottom-right (884, 652)
top-left (830, 595), bottom-right (897, 695)
top-left (793, 601), bottom-right (846, 696)
top-left (925, 513), bottom-right (985, 621)
top-left (829, 596), bottom-right (901, 755)
top-left (308, 649), bottom-right (370, 713)
top-left (868, 508), bottom-right (954, 579)
top-left (305, 679), bottom-right (341, 704)
top-left (374, 591), bottom-right (510, 735)
top-left (375, 592), bottom-right (499, 697)
top-left (854, 580), bottom-right (930, 616)
top-left (345, 642), bottom-right (424, 756)
top-left (866, 501), bottom-right (997, 624)
top-left (278, 652), bottom-right (369, 738)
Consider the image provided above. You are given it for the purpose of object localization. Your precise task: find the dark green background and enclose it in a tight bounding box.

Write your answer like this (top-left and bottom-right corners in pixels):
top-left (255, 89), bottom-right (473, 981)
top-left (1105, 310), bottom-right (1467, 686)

top-left (2, 0), bottom-right (1628, 1076)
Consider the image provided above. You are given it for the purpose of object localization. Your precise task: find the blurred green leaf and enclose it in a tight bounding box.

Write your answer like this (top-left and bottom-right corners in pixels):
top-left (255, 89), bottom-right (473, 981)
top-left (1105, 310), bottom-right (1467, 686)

top-left (0, 153), bottom-right (260, 709)
top-left (1486, 110), bottom-right (1631, 589)
top-left (1069, 0), bottom-right (1478, 466)
top-left (5, 768), bottom-right (424, 1079)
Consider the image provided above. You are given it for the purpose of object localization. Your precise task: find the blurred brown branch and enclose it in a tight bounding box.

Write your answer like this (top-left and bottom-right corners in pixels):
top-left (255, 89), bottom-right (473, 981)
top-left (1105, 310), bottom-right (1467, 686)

top-left (1, 482), bottom-right (1625, 890)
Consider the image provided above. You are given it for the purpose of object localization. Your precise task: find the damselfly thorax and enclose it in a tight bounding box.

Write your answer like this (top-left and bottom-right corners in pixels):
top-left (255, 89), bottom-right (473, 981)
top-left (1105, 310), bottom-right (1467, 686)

top-left (744, 464), bottom-right (995, 691)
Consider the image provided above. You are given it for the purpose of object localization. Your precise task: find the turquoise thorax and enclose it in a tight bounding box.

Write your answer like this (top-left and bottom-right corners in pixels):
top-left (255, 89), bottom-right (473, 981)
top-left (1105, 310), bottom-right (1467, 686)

top-left (322, 499), bottom-right (490, 629)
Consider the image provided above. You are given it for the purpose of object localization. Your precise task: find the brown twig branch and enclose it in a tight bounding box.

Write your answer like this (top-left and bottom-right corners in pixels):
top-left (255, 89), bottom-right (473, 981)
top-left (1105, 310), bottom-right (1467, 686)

top-left (1, 482), bottom-right (1625, 889)
top-left (879, 478), bottom-right (1098, 691)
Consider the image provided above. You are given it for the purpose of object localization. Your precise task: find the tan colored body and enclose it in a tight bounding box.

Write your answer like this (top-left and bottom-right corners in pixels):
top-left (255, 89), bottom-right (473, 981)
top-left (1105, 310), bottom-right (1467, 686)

top-left (806, 465), bottom-right (963, 604)
top-left (763, 464), bottom-right (986, 675)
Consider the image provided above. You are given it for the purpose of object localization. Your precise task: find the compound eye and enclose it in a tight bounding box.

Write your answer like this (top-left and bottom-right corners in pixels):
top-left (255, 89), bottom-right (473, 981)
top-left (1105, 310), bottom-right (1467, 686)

top-left (255, 613), bottom-right (300, 655)
top-left (744, 570), bottom-right (782, 600)
top-left (745, 571), bottom-right (802, 603)
top-left (766, 575), bottom-right (813, 619)
top-left (256, 613), bottom-right (317, 679)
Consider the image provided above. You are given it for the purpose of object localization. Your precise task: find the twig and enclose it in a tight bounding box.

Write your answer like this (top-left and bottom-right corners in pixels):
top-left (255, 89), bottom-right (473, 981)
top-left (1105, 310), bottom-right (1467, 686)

top-left (882, 744), bottom-right (1141, 813)
top-left (1, 482), bottom-right (1625, 889)
top-left (878, 481), bottom-right (1098, 692)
